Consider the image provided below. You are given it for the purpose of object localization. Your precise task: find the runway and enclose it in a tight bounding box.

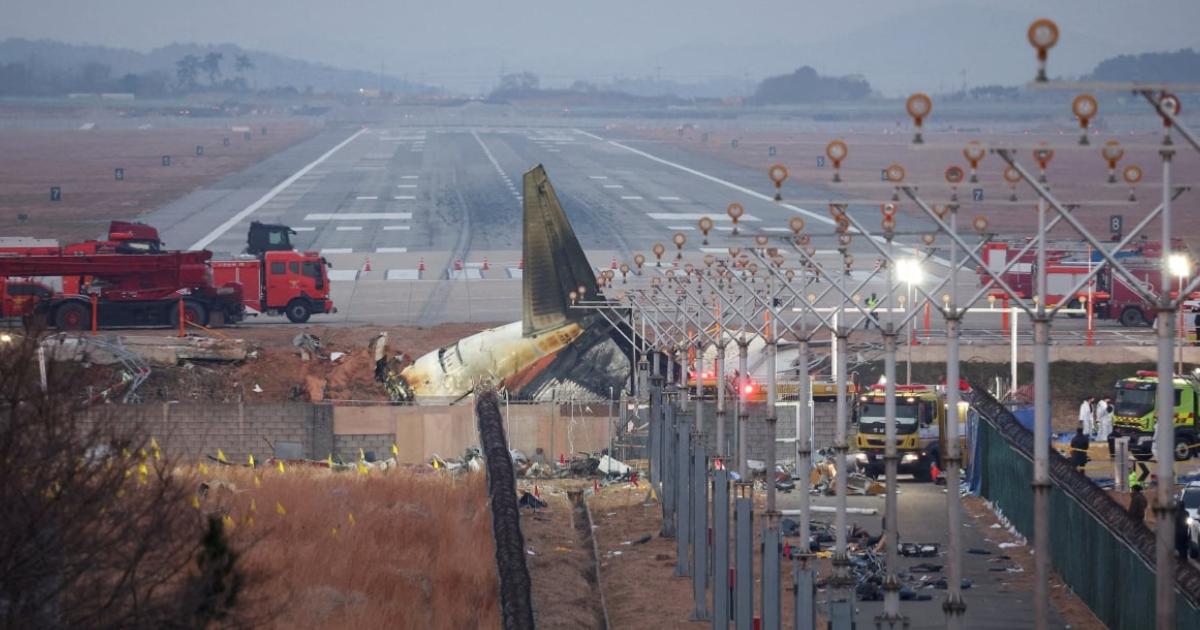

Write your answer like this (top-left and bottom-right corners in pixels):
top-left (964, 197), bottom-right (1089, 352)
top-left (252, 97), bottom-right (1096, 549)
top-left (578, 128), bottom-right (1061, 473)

top-left (143, 107), bottom-right (1036, 327)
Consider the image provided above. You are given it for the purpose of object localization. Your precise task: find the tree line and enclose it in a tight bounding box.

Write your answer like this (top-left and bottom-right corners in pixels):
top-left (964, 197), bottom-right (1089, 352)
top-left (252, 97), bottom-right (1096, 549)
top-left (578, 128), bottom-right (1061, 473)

top-left (0, 53), bottom-right (254, 97)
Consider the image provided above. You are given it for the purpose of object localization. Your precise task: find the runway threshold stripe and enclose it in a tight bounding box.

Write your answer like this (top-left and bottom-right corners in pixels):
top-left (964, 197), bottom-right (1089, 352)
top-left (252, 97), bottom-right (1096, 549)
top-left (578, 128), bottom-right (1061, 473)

top-left (189, 127), bottom-right (369, 250)
top-left (305, 213), bottom-right (412, 221)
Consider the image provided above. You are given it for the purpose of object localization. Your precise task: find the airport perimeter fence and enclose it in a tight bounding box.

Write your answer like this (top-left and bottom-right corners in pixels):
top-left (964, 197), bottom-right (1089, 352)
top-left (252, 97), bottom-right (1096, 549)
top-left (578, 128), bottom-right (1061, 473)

top-left (966, 387), bottom-right (1200, 630)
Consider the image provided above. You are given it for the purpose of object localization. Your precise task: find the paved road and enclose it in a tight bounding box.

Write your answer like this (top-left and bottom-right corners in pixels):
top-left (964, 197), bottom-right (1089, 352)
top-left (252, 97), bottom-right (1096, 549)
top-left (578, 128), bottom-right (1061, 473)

top-left (778, 481), bottom-right (1068, 629)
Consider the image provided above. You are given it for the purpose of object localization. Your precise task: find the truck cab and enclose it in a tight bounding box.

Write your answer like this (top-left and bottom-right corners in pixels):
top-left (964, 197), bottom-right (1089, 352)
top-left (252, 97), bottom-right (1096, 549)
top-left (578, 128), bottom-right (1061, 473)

top-left (0, 278), bottom-right (53, 319)
top-left (1112, 370), bottom-right (1199, 461)
top-left (854, 384), bottom-right (945, 481)
top-left (211, 250), bottom-right (333, 323)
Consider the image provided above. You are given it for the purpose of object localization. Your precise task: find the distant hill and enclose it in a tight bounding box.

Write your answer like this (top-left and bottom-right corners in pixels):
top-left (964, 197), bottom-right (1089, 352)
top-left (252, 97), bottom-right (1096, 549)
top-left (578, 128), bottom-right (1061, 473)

top-left (0, 38), bottom-right (431, 96)
top-left (1088, 49), bottom-right (1200, 83)
top-left (752, 66), bottom-right (871, 104)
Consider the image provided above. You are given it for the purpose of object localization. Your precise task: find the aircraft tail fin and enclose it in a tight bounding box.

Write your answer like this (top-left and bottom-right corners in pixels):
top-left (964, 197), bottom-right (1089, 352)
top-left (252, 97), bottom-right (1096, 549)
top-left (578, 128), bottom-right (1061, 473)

top-left (522, 165), bottom-right (598, 336)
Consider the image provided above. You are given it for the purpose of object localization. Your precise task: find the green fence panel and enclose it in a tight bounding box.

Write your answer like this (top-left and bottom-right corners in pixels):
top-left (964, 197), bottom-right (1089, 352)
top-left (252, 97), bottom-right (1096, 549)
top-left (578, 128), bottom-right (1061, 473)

top-left (969, 388), bottom-right (1200, 630)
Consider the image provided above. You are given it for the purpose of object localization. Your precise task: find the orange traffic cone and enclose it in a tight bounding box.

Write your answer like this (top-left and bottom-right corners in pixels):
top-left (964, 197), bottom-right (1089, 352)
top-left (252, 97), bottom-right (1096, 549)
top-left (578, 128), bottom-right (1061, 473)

top-left (930, 462), bottom-right (941, 482)
top-left (418, 257), bottom-right (425, 271)
top-left (610, 255), bottom-right (617, 269)
top-left (518, 257), bottom-right (524, 270)
top-left (482, 257), bottom-right (490, 271)
top-left (454, 259), bottom-right (463, 271)
top-left (362, 257), bottom-right (372, 272)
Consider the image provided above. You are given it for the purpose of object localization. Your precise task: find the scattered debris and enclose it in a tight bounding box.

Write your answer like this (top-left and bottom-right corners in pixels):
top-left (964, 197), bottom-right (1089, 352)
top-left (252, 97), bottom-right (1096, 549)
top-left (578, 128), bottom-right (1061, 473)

top-left (899, 542), bottom-right (941, 557)
top-left (518, 491), bottom-right (547, 509)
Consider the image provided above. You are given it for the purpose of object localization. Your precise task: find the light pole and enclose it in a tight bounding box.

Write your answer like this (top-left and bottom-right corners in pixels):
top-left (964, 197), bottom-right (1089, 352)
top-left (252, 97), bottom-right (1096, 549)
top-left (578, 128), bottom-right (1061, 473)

top-left (1170, 253), bottom-right (1190, 374)
top-left (896, 257), bottom-right (924, 385)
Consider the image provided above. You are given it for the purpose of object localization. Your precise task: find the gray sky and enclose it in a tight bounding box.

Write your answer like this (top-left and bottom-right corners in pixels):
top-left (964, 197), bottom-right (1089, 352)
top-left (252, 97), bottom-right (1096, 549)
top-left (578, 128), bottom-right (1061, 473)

top-left (6, 0), bottom-right (1200, 95)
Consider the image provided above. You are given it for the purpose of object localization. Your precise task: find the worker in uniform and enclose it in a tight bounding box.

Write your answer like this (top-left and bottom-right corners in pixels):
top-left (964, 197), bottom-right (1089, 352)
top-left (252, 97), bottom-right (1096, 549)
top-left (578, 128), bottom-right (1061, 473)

top-left (1095, 397), bottom-right (1113, 441)
top-left (864, 293), bottom-right (879, 330)
top-left (1127, 484), bottom-right (1147, 523)
top-left (1069, 427), bottom-right (1090, 473)
top-left (1078, 396), bottom-right (1096, 437)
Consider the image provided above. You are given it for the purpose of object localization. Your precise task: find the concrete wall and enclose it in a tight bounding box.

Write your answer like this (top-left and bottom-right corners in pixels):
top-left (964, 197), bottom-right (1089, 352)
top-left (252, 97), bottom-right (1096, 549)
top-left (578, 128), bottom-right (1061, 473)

top-left (99, 402), bottom-right (613, 465)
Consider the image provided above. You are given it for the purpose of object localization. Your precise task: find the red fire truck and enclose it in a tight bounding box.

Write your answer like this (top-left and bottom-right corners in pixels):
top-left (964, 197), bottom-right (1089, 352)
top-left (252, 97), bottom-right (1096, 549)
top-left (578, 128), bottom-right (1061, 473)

top-left (209, 222), bottom-right (334, 323)
top-left (978, 240), bottom-right (1193, 327)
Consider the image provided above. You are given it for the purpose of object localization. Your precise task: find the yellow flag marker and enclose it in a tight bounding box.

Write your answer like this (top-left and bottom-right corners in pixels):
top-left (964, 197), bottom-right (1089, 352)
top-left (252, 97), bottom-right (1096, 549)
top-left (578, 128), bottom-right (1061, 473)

top-left (150, 437), bottom-right (160, 450)
top-left (357, 462), bottom-right (368, 476)
top-left (347, 512), bottom-right (356, 526)
top-left (432, 458), bottom-right (441, 470)
top-left (198, 462), bottom-right (209, 475)
top-left (275, 502), bottom-right (286, 516)
top-left (331, 527), bottom-right (339, 538)
top-left (253, 474), bottom-right (261, 488)
top-left (276, 460), bottom-right (286, 474)
top-left (358, 448), bottom-right (365, 462)
top-left (250, 498), bottom-right (257, 512)
top-left (139, 448), bottom-right (148, 460)
top-left (245, 515), bottom-right (255, 527)
top-left (248, 454), bottom-right (256, 469)
top-left (122, 448), bottom-right (131, 459)
top-left (216, 449), bottom-right (228, 464)
top-left (391, 443), bottom-right (399, 458)
top-left (327, 454), bottom-right (334, 467)
top-left (222, 514), bottom-right (235, 529)
top-left (192, 495), bottom-right (201, 509)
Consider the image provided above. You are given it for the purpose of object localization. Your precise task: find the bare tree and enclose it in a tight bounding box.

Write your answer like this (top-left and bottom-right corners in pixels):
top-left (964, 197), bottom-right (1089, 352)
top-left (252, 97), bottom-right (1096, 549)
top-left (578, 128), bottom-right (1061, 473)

top-left (0, 332), bottom-right (246, 628)
top-left (201, 52), bottom-right (223, 86)
top-left (176, 55), bottom-right (201, 91)
top-left (233, 54), bottom-right (254, 76)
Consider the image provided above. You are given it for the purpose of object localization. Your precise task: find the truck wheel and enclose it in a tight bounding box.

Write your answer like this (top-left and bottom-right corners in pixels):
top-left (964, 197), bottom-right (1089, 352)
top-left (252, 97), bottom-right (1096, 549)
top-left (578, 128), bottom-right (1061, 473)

top-left (168, 300), bottom-right (208, 328)
top-left (1066, 298), bottom-right (1084, 318)
top-left (1175, 435), bottom-right (1195, 461)
top-left (1119, 307), bottom-right (1146, 327)
top-left (285, 300), bottom-right (311, 324)
top-left (53, 302), bottom-right (90, 331)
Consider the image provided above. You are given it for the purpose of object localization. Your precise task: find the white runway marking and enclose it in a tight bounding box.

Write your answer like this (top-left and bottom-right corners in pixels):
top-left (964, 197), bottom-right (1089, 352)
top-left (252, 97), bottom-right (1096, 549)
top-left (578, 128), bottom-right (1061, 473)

top-left (190, 127), bottom-right (368, 250)
top-left (647, 212), bottom-right (758, 222)
top-left (336, 226), bottom-right (363, 231)
top-left (395, 184), bottom-right (418, 188)
top-left (667, 226), bottom-right (696, 231)
top-left (321, 248), bottom-right (353, 254)
top-left (305, 212), bottom-right (412, 221)
top-left (588, 175), bottom-right (608, 180)
top-left (400, 175), bottom-right (419, 179)
top-left (603, 184), bottom-right (624, 189)
top-left (393, 195), bottom-right (416, 200)
top-left (620, 195), bottom-right (644, 200)
top-left (292, 227), bottom-right (316, 232)
top-left (386, 269), bottom-right (421, 280)
top-left (376, 247), bottom-right (408, 253)
top-left (383, 225), bottom-right (411, 231)
top-left (472, 130), bottom-right (522, 205)
top-left (573, 127), bottom-right (950, 267)
top-left (355, 195), bottom-right (378, 200)
top-left (761, 227), bottom-right (792, 233)
top-left (327, 269), bottom-right (360, 281)
top-left (352, 166), bottom-right (385, 170)
top-left (657, 196), bottom-right (682, 201)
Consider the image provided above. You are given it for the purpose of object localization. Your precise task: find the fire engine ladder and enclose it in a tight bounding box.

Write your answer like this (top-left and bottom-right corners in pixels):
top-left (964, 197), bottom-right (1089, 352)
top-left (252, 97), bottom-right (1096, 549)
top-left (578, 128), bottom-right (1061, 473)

top-left (81, 336), bottom-right (151, 403)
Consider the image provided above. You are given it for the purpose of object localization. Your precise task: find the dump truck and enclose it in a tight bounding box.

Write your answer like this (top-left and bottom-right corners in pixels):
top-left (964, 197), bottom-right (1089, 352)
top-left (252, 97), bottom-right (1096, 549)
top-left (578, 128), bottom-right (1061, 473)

top-left (853, 383), bottom-right (946, 481)
top-left (1111, 370), bottom-right (1200, 461)
top-left (210, 222), bottom-right (334, 323)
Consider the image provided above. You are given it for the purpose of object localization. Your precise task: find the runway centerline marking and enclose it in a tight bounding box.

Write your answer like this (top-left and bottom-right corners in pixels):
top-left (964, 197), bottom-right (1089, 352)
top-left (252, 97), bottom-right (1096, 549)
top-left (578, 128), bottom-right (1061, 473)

top-left (292, 227), bottom-right (316, 232)
top-left (376, 247), bottom-right (408, 253)
top-left (400, 175), bottom-right (419, 179)
top-left (305, 212), bottom-right (412, 221)
top-left (356, 195), bottom-right (378, 200)
top-left (658, 196), bottom-right (682, 201)
top-left (336, 226), bottom-right (363, 231)
top-left (395, 184), bottom-right (418, 188)
top-left (472, 129), bottom-right (522, 205)
top-left (588, 175), bottom-right (608, 180)
top-left (393, 195), bottom-right (416, 200)
top-left (383, 225), bottom-right (411, 231)
top-left (602, 184), bottom-right (624, 189)
top-left (190, 127), bottom-right (369, 250)
top-left (620, 195), bottom-right (644, 200)
top-left (321, 248), bottom-right (353, 254)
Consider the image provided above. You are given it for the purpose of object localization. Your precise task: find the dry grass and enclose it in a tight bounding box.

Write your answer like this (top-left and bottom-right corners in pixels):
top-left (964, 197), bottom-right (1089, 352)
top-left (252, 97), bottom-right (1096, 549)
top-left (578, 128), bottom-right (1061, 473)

top-left (197, 465), bottom-right (500, 628)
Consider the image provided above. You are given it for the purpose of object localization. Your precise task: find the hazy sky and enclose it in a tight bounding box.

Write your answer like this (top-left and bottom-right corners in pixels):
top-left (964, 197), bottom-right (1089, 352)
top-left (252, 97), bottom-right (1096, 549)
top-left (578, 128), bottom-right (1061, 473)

top-left (6, 0), bottom-right (1200, 94)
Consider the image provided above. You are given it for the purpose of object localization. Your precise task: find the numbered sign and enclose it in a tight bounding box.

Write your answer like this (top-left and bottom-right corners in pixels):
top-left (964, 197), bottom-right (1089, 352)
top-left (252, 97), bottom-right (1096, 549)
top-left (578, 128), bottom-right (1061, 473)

top-left (195, 145), bottom-right (204, 156)
top-left (223, 137), bottom-right (231, 146)
top-left (768, 145), bottom-right (776, 156)
top-left (162, 155), bottom-right (171, 167)
top-left (115, 168), bottom-right (124, 181)
top-left (972, 188), bottom-right (984, 202)
top-left (49, 187), bottom-right (61, 202)
top-left (1110, 215), bottom-right (1124, 235)
top-left (817, 156), bottom-right (826, 168)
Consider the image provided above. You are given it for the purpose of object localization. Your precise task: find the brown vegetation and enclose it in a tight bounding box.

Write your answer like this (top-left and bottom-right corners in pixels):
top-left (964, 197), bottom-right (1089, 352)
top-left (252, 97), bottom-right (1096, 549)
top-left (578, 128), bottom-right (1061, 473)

top-left (202, 466), bottom-right (500, 628)
top-left (0, 123), bottom-right (316, 243)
